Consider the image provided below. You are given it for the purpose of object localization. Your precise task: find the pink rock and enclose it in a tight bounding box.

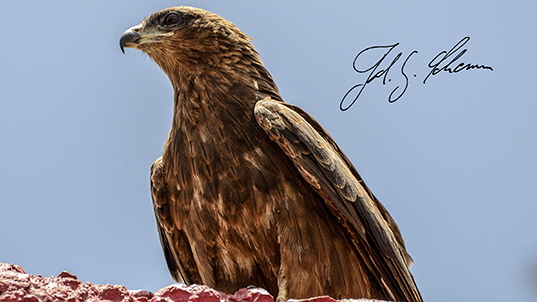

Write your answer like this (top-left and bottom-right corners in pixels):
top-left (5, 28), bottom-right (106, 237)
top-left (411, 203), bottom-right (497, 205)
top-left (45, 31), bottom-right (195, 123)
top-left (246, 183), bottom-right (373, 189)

top-left (0, 263), bottom-right (147, 302)
top-left (132, 289), bottom-right (154, 302)
top-left (153, 284), bottom-right (194, 302)
top-left (0, 263), bottom-right (386, 302)
top-left (231, 287), bottom-right (273, 302)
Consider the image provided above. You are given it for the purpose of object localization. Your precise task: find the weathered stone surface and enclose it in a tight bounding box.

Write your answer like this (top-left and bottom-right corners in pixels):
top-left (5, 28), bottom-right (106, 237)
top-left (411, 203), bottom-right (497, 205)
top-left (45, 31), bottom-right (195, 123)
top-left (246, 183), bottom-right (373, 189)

top-left (0, 263), bottom-right (384, 302)
top-left (0, 263), bottom-right (153, 302)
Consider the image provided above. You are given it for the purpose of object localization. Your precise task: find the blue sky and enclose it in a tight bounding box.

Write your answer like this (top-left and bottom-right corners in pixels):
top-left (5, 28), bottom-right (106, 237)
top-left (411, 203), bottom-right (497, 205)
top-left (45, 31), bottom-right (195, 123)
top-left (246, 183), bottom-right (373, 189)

top-left (1, 2), bottom-right (536, 302)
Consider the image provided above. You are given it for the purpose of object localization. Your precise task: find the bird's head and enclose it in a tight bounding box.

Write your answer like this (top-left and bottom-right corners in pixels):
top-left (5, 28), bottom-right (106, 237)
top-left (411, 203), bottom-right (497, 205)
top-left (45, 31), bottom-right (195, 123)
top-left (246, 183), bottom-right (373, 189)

top-left (120, 6), bottom-right (259, 78)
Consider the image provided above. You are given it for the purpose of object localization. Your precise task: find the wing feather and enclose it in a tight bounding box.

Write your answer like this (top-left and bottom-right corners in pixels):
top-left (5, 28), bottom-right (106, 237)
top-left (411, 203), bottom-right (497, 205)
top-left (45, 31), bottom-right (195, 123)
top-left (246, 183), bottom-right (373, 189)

top-left (150, 156), bottom-right (202, 285)
top-left (254, 99), bottom-right (422, 302)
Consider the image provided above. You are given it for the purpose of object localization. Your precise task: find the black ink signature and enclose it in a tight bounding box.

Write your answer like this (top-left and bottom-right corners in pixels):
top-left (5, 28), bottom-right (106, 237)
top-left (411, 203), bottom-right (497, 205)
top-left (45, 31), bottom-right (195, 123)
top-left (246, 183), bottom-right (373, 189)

top-left (340, 44), bottom-right (417, 111)
top-left (340, 36), bottom-right (493, 111)
top-left (423, 36), bottom-right (493, 84)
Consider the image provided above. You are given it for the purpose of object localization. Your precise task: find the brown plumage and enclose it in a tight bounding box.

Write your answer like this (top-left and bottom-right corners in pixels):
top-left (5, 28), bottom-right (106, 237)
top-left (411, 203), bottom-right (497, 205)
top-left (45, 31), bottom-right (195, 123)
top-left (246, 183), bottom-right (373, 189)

top-left (120, 6), bottom-right (422, 302)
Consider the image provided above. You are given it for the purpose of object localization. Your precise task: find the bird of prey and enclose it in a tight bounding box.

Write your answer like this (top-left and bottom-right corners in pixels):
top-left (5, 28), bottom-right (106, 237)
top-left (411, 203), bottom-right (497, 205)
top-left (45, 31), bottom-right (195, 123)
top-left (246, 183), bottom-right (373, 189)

top-left (120, 6), bottom-right (422, 302)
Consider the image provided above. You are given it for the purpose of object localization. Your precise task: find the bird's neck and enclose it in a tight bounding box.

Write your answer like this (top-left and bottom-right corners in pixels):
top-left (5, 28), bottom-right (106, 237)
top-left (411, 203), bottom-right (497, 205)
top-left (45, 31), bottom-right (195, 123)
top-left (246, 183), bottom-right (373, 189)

top-left (168, 60), bottom-right (278, 122)
top-left (159, 57), bottom-right (280, 162)
top-left (162, 70), bottom-right (256, 154)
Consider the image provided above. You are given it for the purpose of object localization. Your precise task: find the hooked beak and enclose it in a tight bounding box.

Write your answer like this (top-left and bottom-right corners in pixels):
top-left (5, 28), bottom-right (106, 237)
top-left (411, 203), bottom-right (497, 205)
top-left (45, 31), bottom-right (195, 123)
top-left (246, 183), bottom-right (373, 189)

top-left (120, 24), bottom-right (174, 54)
top-left (120, 24), bottom-right (143, 54)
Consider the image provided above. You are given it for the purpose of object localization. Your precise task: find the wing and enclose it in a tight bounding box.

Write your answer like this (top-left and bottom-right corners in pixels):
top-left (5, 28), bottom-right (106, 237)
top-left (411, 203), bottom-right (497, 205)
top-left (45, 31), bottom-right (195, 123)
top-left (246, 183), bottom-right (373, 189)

top-left (254, 98), bottom-right (422, 302)
top-left (150, 156), bottom-right (202, 285)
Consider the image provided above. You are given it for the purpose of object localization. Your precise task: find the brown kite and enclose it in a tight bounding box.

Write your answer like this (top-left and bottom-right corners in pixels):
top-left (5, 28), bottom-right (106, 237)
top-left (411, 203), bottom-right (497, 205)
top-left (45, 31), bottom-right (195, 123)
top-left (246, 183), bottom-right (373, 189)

top-left (120, 6), bottom-right (422, 302)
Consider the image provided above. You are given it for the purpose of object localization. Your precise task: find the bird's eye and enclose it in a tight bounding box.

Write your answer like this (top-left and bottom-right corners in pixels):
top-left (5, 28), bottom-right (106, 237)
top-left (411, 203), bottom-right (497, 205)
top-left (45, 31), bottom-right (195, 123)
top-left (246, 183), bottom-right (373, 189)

top-left (163, 12), bottom-right (181, 26)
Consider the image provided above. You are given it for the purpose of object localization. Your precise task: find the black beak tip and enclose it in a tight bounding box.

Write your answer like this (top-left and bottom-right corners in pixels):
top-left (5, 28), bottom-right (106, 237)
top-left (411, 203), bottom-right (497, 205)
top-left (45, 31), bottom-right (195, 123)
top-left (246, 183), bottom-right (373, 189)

top-left (119, 29), bottom-right (141, 54)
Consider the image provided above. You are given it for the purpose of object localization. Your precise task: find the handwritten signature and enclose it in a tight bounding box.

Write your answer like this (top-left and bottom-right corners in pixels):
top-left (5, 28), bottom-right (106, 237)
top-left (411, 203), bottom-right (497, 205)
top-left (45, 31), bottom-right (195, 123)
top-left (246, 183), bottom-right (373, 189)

top-left (340, 36), bottom-right (493, 111)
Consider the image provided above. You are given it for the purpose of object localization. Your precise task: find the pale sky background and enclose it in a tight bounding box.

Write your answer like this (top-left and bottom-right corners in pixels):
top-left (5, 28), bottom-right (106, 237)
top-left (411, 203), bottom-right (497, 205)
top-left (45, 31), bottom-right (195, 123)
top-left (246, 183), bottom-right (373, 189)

top-left (1, 2), bottom-right (536, 302)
